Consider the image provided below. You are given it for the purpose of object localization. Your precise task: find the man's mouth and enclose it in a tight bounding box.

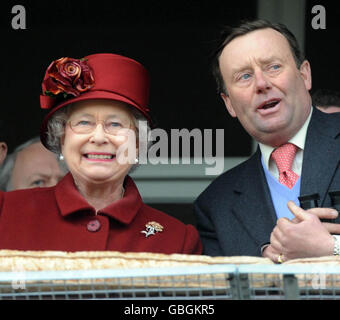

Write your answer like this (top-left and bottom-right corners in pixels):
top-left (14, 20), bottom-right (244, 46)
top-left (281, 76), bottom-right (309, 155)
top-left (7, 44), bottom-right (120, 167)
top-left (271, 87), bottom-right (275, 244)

top-left (258, 99), bottom-right (281, 110)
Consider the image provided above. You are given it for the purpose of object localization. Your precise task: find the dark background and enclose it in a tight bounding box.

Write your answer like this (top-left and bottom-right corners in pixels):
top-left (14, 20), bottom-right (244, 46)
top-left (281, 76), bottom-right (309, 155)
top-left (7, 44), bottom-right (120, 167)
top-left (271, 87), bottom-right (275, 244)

top-left (0, 0), bottom-right (256, 154)
top-left (305, 0), bottom-right (340, 95)
top-left (1, 1), bottom-right (339, 153)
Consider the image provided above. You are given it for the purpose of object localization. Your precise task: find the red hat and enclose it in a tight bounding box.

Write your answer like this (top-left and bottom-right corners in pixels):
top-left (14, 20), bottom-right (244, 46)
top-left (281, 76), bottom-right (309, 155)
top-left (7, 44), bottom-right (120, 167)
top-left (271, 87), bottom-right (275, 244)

top-left (39, 53), bottom-right (151, 149)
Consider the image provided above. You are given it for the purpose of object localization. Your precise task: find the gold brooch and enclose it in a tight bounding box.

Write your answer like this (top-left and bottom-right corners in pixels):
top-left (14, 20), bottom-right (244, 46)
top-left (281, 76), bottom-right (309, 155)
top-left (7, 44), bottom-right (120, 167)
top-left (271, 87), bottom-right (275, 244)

top-left (141, 221), bottom-right (164, 238)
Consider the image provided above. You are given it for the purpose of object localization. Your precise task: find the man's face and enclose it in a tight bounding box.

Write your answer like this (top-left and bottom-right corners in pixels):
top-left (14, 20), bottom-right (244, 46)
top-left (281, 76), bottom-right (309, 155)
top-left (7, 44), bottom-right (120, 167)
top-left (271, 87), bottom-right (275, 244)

top-left (219, 28), bottom-right (312, 147)
top-left (10, 142), bottom-right (65, 190)
top-left (0, 142), bottom-right (7, 166)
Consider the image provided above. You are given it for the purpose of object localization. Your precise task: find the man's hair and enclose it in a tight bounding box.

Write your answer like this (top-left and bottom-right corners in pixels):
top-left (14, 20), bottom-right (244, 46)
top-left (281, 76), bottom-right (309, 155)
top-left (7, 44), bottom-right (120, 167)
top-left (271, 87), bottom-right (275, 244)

top-left (312, 89), bottom-right (340, 108)
top-left (211, 19), bottom-right (305, 95)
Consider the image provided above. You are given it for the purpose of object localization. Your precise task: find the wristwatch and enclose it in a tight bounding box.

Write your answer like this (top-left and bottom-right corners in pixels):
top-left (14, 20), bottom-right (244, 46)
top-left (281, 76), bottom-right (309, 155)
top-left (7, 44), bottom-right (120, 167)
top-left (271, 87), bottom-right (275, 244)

top-left (333, 236), bottom-right (340, 256)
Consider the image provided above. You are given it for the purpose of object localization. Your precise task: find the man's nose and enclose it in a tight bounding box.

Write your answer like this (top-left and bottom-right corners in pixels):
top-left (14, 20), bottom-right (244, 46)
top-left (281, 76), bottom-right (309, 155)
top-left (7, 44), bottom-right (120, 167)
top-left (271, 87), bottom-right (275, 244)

top-left (255, 71), bottom-right (271, 93)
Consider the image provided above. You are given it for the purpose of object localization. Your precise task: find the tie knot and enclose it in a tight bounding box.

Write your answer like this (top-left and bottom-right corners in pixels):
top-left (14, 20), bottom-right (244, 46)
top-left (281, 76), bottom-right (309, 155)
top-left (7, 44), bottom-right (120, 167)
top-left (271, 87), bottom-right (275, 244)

top-left (271, 143), bottom-right (298, 174)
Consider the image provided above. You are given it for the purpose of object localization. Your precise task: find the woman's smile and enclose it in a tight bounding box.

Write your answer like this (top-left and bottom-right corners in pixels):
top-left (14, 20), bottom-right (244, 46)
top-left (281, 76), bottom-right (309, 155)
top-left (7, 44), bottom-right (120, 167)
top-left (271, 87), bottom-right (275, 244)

top-left (83, 152), bottom-right (116, 162)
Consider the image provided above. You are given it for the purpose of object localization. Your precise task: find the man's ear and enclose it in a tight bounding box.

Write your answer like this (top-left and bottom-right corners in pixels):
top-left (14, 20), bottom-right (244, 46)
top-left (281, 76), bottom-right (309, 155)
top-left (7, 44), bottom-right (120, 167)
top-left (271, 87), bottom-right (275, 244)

top-left (0, 142), bottom-right (8, 165)
top-left (299, 60), bottom-right (312, 91)
top-left (220, 93), bottom-right (237, 118)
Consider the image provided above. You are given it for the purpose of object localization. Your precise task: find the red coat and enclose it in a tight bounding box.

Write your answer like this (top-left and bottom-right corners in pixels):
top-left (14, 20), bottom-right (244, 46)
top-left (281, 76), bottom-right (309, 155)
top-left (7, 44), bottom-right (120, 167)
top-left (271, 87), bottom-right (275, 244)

top-left (0, 173), bottom-right (202, 254)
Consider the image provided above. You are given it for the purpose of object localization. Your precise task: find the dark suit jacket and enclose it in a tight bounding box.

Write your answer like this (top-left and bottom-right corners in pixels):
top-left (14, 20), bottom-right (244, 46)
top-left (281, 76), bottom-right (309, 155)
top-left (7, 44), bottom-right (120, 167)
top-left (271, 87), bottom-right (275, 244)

top-left (194, 108), bottom-right (340, 256)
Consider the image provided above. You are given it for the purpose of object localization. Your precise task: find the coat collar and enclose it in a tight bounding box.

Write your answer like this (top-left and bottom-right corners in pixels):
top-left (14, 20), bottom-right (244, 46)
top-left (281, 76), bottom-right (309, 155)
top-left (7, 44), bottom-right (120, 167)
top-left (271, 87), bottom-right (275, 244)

top-left (55, 173), bottom-right (143, 225)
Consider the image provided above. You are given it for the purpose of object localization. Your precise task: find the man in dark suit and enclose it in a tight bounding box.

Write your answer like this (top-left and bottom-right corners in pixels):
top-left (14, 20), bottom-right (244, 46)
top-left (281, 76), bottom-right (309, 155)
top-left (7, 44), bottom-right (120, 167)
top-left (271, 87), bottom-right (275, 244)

top-left (194, 20), bottom-right (340, 263)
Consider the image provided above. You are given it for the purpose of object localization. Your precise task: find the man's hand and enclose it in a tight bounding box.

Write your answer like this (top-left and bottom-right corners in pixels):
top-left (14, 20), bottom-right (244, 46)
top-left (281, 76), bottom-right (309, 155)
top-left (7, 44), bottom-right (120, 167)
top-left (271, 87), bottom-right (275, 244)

top-left (263, 201), bottom-right (340, 263)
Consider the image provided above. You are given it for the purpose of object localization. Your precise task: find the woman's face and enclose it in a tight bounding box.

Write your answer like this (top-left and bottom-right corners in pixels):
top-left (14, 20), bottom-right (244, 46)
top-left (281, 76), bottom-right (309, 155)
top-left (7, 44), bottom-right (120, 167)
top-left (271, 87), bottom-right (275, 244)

top-left (61, 99), bottom-right (137, 186)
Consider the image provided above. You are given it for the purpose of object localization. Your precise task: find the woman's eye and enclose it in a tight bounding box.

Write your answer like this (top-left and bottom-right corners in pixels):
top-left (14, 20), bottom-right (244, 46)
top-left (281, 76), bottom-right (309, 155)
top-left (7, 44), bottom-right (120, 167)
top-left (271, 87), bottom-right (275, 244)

top-left (71, 120), bottom-right (95, 128)
top-left (271, 64), bottom-right (281, 70)
top-left (108, 121), bottom-right (122, 127)
top-left (77, 120), bottom-right (92, 126)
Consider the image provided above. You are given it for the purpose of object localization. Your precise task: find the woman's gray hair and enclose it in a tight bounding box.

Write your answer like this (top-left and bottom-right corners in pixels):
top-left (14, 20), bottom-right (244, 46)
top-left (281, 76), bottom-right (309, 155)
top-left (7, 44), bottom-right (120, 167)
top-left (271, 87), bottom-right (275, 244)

top-left (45, 103), bottom-right (152, 173)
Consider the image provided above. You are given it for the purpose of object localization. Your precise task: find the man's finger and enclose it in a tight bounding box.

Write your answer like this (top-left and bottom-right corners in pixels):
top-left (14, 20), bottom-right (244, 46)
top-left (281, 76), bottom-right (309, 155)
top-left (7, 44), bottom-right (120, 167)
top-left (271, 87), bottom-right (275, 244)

top-left (307, 207), bottom-right (338, 220)
top-left (262, 244), bottom-right (281, 262)
top-left (291, 217), bottom-right (299, 223)
top-left (324, 223), bottom-right (340, 235)
top-left (287, 201), bottom-right (310, 221)
top-left (276, 217), bottom-right (291, 228)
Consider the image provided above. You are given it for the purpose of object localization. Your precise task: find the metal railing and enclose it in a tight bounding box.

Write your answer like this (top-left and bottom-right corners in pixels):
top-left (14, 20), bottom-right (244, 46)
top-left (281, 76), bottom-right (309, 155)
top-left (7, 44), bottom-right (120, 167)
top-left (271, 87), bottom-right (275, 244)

top-left (0, 264), bottom-right (339, 300)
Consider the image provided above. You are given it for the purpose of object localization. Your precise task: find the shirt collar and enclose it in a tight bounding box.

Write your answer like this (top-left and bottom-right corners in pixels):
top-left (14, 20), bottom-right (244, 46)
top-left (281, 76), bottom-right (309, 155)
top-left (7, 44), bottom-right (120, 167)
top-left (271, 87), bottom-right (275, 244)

top-left (259, 107), bottom-right (313, 169)
top-left (55, 173), bottom-right (142, 225)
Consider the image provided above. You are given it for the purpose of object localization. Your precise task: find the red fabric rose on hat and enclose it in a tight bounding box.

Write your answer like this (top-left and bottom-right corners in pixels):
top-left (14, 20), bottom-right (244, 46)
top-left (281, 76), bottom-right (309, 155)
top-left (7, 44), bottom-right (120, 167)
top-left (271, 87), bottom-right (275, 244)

top-left (43, 57), bottom-right (95, 98)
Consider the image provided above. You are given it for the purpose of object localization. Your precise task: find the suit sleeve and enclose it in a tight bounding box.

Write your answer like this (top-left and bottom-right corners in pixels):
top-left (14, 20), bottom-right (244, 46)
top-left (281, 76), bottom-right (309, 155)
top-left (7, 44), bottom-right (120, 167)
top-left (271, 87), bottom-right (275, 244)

top-left (194, 199), bottom-right (224, 256)
top-left (181, 224), bottom-right (203, 254)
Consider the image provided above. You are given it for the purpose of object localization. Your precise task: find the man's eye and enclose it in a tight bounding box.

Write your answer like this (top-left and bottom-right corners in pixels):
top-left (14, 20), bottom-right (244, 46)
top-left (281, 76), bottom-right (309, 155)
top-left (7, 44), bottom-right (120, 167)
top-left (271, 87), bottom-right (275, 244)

top-left (271, 64), bottom-right (281, 70)
top-left (31, 180), bottom-right (45, 187)
top-left (240, 73), bottom-right (251, 80)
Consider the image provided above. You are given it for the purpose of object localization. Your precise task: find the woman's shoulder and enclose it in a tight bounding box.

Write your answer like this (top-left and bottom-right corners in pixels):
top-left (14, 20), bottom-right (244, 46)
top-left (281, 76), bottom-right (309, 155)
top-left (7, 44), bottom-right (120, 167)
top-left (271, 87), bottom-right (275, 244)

top-left (138, 203), bottom-right (188, 227)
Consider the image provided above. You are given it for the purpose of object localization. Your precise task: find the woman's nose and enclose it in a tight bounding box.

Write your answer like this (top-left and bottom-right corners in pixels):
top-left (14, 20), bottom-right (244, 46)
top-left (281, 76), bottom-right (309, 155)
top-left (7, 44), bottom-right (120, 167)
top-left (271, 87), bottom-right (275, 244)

top-left (89, 123), bottom-right (109, 144)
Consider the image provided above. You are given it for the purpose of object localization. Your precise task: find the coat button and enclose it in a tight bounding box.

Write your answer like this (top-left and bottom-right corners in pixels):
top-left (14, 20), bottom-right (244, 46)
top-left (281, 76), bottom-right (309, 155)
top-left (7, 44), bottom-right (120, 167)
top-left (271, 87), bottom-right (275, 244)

top-left (87, 219), bottom-right (101, 232)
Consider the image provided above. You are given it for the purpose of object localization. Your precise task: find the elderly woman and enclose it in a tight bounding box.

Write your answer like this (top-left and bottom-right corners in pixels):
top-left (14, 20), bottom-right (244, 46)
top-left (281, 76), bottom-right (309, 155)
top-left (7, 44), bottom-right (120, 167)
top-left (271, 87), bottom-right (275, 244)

top-left (0, 53), bottom-right (202, 254)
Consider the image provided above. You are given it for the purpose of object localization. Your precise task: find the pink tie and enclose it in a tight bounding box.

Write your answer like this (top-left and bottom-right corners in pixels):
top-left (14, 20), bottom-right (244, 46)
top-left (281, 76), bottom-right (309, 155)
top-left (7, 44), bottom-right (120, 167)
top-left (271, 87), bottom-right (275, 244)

top-left (271, 143), bottom-right (299, 189)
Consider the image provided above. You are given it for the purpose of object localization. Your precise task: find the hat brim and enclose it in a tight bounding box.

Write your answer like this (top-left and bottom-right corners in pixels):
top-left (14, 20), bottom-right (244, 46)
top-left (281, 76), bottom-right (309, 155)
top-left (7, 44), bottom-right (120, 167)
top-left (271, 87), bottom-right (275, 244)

top-left (40, 90), bottom-right (153, 151)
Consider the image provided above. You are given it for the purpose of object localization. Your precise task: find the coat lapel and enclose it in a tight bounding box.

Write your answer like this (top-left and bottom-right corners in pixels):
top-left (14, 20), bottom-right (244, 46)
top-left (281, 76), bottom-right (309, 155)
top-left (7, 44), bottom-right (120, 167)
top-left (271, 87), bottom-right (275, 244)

top-left (228, 109), bottom-right (339, 249)
top-left (301, 108), bottom-right (340, 205)
top-left (231, 149), bottom-right (277, 247)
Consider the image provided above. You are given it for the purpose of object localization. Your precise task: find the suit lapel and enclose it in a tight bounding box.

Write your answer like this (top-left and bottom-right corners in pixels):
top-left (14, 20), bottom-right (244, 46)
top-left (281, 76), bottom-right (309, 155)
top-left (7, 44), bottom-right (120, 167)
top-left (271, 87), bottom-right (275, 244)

top-left (231, 149), bottom-right (277, 247)
top-left (301, 108), bottom-right (340, 205)
top-left (228, 109), bottom-right (339, 249)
